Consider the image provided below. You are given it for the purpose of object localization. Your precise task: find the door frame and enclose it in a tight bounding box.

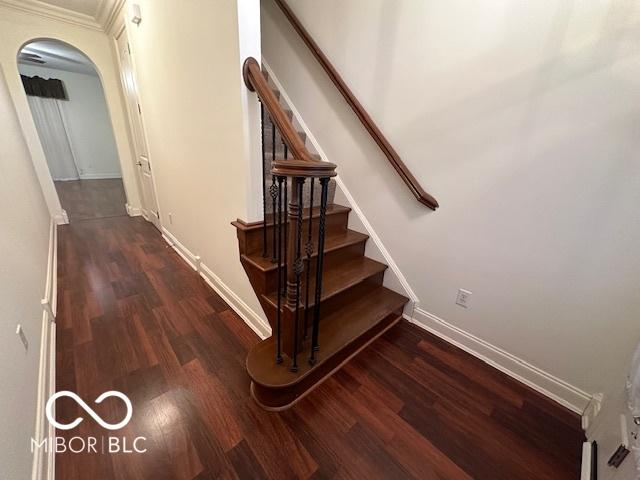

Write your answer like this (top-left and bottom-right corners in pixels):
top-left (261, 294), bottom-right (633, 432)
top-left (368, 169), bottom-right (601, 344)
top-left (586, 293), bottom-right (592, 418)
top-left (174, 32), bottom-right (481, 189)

top-left (112, 21), bottom-right (162, 230)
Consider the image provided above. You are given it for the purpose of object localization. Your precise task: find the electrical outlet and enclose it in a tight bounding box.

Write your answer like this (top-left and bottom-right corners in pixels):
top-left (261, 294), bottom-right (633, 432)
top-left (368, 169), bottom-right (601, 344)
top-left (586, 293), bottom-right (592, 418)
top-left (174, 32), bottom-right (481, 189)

top-left (168, 213), bottom-right (173, 225)
top-left (16, 324), bottom-right (28, 351)
top-left (456, 289), bottom-right (472, 308)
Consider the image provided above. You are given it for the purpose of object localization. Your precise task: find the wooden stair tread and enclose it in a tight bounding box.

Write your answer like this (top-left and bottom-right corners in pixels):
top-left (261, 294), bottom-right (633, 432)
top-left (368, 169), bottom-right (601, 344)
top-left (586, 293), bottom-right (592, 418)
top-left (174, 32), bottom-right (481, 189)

top-left (262, 255), bottom-right (386, 308)
top-left (242, 229), bottom-right (369, 272)
top-left (246, 286), bottom-right (408, 388)
top-left (232, 204), bottom-right (350, 231)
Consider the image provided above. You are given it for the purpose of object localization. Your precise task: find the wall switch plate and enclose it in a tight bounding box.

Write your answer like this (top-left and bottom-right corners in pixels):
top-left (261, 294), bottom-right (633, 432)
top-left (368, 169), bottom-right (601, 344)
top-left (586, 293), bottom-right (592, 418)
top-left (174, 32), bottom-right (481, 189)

top-left (16, 324), bottom-right (28, 351)
top-left (456, 289), bottom-right (472, 308)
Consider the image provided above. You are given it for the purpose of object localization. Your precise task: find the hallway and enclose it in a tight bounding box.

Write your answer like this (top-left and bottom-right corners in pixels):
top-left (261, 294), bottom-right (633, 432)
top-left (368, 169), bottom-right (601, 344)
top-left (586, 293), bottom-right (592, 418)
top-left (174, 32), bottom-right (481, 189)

top-left (55, 178), bottom-right (127, 222)
top-left (54, 216), bottom-right (584, 479)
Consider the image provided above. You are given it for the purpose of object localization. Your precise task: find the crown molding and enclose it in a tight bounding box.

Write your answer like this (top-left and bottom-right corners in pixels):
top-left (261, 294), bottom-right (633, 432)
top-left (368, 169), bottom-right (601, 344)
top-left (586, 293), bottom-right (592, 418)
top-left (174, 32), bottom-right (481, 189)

top-left (0, 0), bottom-right (125, 32)
top-left (103, 0), bottom-right (126, 35)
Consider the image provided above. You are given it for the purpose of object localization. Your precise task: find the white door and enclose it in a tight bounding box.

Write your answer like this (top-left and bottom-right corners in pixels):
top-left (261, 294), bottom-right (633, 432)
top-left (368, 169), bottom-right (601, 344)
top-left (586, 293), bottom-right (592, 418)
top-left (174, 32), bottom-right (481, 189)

top-left (116, 30), bottom-right (161, 230)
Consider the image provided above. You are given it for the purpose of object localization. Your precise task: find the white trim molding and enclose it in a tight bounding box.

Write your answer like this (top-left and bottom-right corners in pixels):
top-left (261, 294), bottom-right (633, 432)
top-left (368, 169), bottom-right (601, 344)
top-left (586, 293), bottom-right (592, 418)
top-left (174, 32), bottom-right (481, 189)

top-left (79, 173), bottom-right (123, 180)
top-left (161, 227), bottom-right (198, 271)
top-left (0, 0), bottom-right (125, 32)
top-left (199, 264), bottom-right (271, 340)
top-left (32, 219), bottom-right (58, 480)
top-left (161, 227), bottom-right (271, 340)
top-left (53, 209), bottom-right (69, 225)
top-left (408, 306), bottom-right (593, 414)
top-left (125, 203), bottom-right (142, 217)
top-left (582, 393), bottom-right (604, 431)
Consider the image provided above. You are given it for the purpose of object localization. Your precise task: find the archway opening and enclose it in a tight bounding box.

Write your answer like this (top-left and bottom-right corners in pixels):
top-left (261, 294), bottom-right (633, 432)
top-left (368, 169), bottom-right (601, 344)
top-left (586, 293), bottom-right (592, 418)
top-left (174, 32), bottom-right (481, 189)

top-left (18, 39), bottom-right (127, 222)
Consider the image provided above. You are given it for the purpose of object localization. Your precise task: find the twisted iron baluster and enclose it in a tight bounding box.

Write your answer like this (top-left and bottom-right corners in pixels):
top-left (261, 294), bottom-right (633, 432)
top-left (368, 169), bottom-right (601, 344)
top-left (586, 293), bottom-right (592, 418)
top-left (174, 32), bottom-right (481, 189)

top-left (270, 176), bottom-right (278, 263)
top-left (309, 177), bottom-right (329, 365)
top-left (291, 177), bottom-right (305, 372)
top-left (275, 176), bottom-right (284, 364)
top-left (303, 178), bottom-right (315, 339)
top-left (260, 103), bottom-right (267, 257)
top-left (270, 118), bottom-right (277, 262)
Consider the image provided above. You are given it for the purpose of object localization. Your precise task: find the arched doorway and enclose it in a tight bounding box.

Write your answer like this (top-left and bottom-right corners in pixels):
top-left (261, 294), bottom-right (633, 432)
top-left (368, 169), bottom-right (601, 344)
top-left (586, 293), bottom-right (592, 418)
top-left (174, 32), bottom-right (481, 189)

top-left (18, 39), bottom-right (128, 223)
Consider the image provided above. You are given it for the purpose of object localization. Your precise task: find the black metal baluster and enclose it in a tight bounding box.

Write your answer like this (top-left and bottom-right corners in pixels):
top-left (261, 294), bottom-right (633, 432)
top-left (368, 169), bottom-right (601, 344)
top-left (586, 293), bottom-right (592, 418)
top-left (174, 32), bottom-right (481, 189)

top-left (303, 178), bottom-right (315, 339)
top-left (284, 141), bottom-right (288, 160)
top-left (270, 119), bottom-right (277, 263)
top-left (309, 177), bottom-right (329, 365)
top-left (291, 177), bottom-right (305, 372)
top-left (282, 179), bottom-right (288, 297)
top-left (270, 175), bottom-right (277, 263)
top-left (275, 175), bottom-right (284, 364)
top-left (261, 103), bottom-right (267, 257)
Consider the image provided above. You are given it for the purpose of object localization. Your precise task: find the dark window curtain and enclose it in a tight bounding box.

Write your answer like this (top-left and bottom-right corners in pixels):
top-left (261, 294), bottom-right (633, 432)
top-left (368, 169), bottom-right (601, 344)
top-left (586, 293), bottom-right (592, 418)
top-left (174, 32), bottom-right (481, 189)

top-left (20, 75), bottom-right (67, 100)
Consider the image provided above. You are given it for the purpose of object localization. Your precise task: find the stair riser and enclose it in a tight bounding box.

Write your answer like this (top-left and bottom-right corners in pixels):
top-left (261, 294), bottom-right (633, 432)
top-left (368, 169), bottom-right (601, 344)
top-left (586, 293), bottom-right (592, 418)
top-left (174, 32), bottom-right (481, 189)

top-left (261, 270), bottom-right (385, 346)
top-left (308, 271), bottom-right (385, 320)
top-left (250, 311), bottom-right (403, 410)
top-left (238, 211), bottom-right (349, 257)
top-left (260, 241), bottom-right (366, 294)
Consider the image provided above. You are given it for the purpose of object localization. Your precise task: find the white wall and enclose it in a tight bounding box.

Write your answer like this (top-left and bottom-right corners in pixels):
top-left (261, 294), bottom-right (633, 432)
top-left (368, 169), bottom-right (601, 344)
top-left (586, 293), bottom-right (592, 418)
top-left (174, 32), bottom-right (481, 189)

top-left (0, 69), bottom-right (51, 480)
top-left (19, 64), bottom-right (122, 180)
top-left (262, 0), bottom-right (640, 412)
top-left (122, 0), bottom-right (266, 330)
top-left (0, 5), bottom-right (141, 222)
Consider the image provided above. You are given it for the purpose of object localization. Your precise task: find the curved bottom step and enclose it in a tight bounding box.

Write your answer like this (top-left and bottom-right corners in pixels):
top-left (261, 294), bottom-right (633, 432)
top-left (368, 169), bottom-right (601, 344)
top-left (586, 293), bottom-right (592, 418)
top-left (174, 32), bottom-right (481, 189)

top-left (249, 310), bottom-right (403, 411)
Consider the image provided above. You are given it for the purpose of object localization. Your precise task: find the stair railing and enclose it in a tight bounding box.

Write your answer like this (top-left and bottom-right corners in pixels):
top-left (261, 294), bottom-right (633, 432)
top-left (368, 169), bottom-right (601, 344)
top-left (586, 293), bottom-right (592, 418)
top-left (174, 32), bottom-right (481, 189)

top-left (243, 57), bottom-right (337, 371)
top-left (272, 0), bottom-right (438, 210)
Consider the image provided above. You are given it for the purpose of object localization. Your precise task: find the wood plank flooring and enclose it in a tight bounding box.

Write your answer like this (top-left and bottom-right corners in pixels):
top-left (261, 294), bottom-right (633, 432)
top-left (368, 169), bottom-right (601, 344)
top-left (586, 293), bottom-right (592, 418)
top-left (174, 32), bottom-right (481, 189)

top-left (55, 178), bottom-right (127, 222)
top-left (55, 216), bottom-right (584, 479)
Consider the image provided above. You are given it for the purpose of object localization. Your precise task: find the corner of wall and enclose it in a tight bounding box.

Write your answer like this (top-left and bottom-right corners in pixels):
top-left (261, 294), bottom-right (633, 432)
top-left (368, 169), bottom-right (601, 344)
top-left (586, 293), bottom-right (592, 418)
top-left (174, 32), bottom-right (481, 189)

top-left (31, 218), bottom-right (57, 480)
top-left (161, 226), bottom-right (271, 340)
top-left (408, 306), bottom-right (593, 415)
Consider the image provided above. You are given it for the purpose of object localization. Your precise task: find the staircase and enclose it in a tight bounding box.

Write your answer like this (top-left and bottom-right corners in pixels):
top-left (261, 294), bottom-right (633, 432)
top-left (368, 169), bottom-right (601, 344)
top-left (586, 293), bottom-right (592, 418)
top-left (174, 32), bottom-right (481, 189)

top-left (232, 58), bottom-right (408, 410)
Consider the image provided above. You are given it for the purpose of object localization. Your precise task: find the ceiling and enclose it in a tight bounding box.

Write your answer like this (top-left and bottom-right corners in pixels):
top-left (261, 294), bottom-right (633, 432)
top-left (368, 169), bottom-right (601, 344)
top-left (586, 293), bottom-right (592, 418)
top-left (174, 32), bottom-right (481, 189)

top-left (19, 40), bottom-right (97, 76)
top-left (0, 0), bottom-right (124, 31)
top-left (38, 0), bottom-right (103, 17)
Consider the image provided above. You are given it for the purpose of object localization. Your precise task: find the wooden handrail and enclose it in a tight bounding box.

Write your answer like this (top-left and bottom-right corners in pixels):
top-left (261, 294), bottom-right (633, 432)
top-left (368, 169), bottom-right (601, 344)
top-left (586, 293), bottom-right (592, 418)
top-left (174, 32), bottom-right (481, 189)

top-left (243, 57), bottom-right (336, 178)
top-left (272, 0), bottom-right (438, 210)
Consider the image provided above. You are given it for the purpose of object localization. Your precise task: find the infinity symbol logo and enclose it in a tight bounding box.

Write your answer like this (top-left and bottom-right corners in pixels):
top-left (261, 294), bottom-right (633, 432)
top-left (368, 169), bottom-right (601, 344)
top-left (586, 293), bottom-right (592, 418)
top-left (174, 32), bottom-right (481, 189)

top-left (45, 391), bottom-right (133, 431)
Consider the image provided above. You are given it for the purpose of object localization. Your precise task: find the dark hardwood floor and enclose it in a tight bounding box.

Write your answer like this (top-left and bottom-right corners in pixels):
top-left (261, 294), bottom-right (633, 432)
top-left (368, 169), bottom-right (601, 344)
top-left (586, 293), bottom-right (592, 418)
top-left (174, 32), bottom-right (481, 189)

top-left (55, 216), bottom-right (584, 479)
top-left (55, 178), bottom-right (127, 222)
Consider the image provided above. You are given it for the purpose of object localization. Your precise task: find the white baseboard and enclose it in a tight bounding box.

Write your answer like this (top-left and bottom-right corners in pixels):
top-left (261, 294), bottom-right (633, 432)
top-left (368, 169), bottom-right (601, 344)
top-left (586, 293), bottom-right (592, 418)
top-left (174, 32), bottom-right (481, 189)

top-left (52, 177), bottom-right (80, 182)
top-left (161, 227), bottom-right (271, 339)
top-left (125, 204), bottom-right (143, 217)
top-left (79, 173), bottom-right (123, 180)
top-left (32, 220), bottom-right (57, 480)
top-left (580, 442), bottom-right (594, 480)
top-left (161, 227), bottom-right (199, 270)
top-left (408, 307), bottom-right (592, 414)
top-left (582, 393), bottom-right (604, 431)
top-left (198, 264), bottom-right (271, 339)
top-left (53, 210), bottom-right (68, 225)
